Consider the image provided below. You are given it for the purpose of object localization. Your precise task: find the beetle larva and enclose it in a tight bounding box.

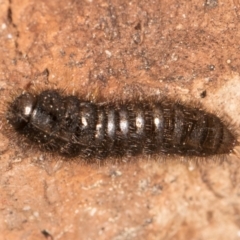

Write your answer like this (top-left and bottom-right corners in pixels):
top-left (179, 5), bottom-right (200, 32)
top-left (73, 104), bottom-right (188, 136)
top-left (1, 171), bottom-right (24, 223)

top-left (5, 89), bottom-right (237, 159)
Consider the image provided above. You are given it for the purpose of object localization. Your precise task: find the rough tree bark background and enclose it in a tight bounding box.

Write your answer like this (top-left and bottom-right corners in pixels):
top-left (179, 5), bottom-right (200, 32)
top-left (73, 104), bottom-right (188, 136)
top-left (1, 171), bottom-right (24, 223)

top-left (1, 0), bottom-right (240, 239)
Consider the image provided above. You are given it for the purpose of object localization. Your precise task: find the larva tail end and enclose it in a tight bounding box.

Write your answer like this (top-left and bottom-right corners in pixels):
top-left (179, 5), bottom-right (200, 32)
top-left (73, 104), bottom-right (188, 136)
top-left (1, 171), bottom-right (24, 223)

top-left (217, 127), bottom-right (238, 155)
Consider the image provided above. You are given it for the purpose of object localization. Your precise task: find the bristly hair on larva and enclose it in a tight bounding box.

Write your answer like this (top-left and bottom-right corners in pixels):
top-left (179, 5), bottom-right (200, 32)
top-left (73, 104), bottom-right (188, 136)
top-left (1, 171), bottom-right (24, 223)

top-left (1, 87), bottom-right (238, 164)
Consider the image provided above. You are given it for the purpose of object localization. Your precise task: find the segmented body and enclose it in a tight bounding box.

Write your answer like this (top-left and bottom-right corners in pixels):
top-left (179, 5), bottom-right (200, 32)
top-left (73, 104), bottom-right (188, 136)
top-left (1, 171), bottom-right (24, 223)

top-left (6, 90), bottom-right (236, 158)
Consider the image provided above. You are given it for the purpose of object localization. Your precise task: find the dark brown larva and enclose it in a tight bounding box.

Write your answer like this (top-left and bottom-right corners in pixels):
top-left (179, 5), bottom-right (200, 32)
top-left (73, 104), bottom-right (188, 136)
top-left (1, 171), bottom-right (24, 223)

top-left (6, 90), bottom-right (236, 159)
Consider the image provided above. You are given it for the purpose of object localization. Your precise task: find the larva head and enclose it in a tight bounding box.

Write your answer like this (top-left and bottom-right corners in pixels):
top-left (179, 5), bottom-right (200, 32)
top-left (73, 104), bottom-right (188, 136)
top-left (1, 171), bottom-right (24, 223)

top-left (7, 92), bottom-right (36, 130)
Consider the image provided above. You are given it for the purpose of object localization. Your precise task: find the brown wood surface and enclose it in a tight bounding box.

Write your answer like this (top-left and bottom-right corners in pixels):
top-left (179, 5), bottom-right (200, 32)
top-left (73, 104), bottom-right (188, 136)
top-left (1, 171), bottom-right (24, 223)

top-left (1, 0), bottom-right (240, 239)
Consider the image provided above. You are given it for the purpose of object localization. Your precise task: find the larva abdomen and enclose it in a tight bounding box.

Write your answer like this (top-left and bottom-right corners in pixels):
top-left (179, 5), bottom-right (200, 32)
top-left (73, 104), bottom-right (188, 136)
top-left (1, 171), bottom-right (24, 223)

top-left (6, 90), bottom-right (236, 159)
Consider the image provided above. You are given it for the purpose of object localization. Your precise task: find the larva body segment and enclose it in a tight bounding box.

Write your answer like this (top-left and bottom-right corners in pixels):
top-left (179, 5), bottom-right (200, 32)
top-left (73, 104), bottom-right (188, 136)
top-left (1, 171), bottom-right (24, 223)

top-left (6, 90), bottom-right (236, 159)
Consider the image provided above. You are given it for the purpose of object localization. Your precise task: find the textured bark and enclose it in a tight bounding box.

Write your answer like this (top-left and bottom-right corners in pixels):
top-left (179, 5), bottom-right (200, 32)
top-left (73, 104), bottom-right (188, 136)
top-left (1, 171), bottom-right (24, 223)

top-left (1, 0), bottom-right (240, 239)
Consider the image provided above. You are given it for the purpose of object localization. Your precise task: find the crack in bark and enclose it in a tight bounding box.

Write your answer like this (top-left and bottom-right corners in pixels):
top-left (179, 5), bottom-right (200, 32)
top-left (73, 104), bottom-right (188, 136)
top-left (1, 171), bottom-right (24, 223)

top-left (7, 0), bottom-right (20, 54)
